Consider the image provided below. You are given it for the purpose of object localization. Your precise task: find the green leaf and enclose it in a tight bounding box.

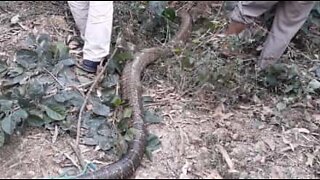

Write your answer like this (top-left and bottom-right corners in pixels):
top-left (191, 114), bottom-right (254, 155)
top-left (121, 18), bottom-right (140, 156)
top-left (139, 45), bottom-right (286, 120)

top-left (77, 75), bottom-right (92, 85)
top-left (307, 79), bottom-right (320, 93)
top-left (82, 137), bottom-right (98, 146)
top-left (27, 79), bottom-right (45, 99)
top-left (172, 48), bottom-right (182, 54)
top-left (92, 102), bottom-right (110, 117)
top-left (144, 110), bottom-right (162, 124)
top-left (142, 96), bottom-right (154, 103)
top-left (1, 116), bottom-right (15, 135)
top-left (43, 104), bottom-right (66, 121)
top-left (181, 56), bottom-right (194, 69)
top-left (0, 130), bottom-right (5, 147)
top-left (123, 107), bottom-right (132, 119)
top-left (162, 8), bottom-right (176, 21)
top-left (36, 33), bottom-right (51, 49)
top-left (25, 33), bottom-right (36, 46)
top-left (68, 91), bottom-right (85, 107)
top-left (54, 91), bottom-right (76, 103)
top-left (145, 133), bottom-right (161, 160)
top-left (27, 115), bottom-right (45, 127)
top-left (111, 96), bottom-right (123, 107)
top-left (96, 135), bottom-right (115, 151)
top-left (43, 114), bottom-right (58, 124)
top-left (58, 68), bottom-right (78, 85)
top-left (54, 42), bottom-right (69, 60)
top-left (7, 66), bottom-right (24, 78)
top-left (145, 148), bottom-right (153, 161)
top-left (52, 62), bottom-right (65, 75)
top-left (27, 110), bottom-right (45, 127)
top-left (114, 52), bottom-right (133, 62)
top-left (35, 33), bottom-right (51, 46)
top-left (0, 100), bottom-right (13, 112)
top-left (2, 75), bottom-right (24, 87)
top-left (101, 74), bottom-right (119, 89)
top-left (15, 49), bottom-right (38, 70)
top-left (124, 127), bottom-right (136, 141)
top-left (12, 109), bottom-right (28, 123)
top-left (101, 89), bottom-right (116, 105)
top-left (117, 118), bottom-right (129, 132)
top-left (60, 58), bottom-right (76, 66)
top-left (147, 133), bottom-right (161, 150)
top-left (0, 61), bottom-right (8, 74)
top-left (106, 58), bottom-right (122, 74)
top-left (54, 93), bottom-right (68, 103)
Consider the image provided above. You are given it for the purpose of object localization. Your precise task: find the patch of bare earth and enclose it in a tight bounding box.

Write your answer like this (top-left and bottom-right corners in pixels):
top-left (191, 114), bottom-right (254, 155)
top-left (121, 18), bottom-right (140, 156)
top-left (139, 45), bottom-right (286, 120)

top-left (134, 68), bottom-right (320, 179)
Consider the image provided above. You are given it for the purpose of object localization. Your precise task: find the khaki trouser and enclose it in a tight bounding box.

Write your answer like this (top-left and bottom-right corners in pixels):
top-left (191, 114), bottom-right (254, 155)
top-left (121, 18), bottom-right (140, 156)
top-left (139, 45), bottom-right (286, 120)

top-left (68, 1), bottom-right (113, 62)
top-left (230, 1), bottom-right (315, 68)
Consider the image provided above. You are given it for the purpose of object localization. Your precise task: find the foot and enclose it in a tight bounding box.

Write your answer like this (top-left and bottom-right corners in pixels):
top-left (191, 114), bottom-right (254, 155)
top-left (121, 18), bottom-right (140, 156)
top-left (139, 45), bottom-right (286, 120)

top-left (224, 21), bottom-right (247, 35)
top-left (77, 59), bottom-right (100, 73)
top-left (220, 21), bottom-right (248, 57)
top-left (258, 58), bottom-right (278, 70)
top-left (77, 55), bottom-right (111, 73)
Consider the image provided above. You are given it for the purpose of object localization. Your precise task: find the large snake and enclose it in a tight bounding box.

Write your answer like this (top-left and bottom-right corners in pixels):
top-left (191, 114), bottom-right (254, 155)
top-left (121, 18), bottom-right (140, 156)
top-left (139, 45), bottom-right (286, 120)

top-left (76, 10), bottom-right (192, 179)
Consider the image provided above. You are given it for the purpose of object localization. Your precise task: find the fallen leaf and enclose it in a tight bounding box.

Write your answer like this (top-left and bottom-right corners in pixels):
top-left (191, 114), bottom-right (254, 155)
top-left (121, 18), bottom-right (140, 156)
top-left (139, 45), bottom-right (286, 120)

top-left (263, 138), bottom-right (276, 151)
top-left (11, 14), bottom-right (20, 24)
top-left (305, 153), bottom-right (315, 167)
top-left (295, 128), bottom-right (310, 134)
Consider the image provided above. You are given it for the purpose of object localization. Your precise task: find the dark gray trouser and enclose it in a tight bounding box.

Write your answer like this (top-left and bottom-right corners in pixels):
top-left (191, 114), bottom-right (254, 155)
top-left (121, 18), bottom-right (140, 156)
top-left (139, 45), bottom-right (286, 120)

top-left (230, 1), bottom-right (315, 65)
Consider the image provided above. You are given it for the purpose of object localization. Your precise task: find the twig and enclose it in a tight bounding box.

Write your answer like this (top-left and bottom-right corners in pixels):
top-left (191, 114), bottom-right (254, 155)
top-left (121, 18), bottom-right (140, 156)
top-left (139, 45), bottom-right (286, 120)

top-left (17, 22), bottom-right (29, 31)
top-left (0, 6), bottom-right (8, 13)
top-left (64, 152), bottom-right (82, 172)
top-left (216, 144), bottom-right (238, 173)
top-left (44, 68), bottom-right (65, 88)
top-left (77, 81), bottom-right (94, 89)
top-left (52, 125), bottom-right (59, 144)
top-left (68, 141), bottom-right (86, 169)
top-left (75, 45), bottom-right (119, 145)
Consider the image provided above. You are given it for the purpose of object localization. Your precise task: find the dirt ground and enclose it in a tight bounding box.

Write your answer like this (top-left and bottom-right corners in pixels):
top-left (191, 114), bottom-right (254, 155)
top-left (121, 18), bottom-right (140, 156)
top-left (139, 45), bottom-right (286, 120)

top-left (0, 1), bottom-right (320, 179)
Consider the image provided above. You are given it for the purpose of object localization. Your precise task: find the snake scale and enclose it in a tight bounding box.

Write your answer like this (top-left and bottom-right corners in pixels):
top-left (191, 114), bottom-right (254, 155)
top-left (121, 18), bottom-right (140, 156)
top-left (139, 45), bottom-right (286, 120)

top-left (76, 10), bottom-right (192, 179)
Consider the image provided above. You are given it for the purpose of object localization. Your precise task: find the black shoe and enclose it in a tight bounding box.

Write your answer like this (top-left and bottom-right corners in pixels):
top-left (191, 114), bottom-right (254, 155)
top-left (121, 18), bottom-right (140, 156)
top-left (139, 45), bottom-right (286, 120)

top-left (77, 55), bottom-right (110, 73)
top-left (78, 59), bottom-right (100, 73)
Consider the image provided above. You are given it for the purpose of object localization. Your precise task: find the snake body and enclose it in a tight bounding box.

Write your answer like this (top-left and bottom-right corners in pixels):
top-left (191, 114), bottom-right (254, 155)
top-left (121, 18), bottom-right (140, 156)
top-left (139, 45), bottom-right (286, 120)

top-left (77, 11), bottom-right (192, 179)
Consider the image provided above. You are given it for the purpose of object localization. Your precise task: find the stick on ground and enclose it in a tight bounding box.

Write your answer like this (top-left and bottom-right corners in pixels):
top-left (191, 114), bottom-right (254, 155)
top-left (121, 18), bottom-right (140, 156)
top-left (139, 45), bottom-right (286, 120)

top-left (75, 45), bottom-right (119, 145)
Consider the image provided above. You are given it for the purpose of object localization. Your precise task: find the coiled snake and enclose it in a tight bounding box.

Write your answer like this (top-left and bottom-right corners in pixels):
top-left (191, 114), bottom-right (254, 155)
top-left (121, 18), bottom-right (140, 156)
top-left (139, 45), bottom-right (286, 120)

top-left (76, 10), bottom-right (192, 179)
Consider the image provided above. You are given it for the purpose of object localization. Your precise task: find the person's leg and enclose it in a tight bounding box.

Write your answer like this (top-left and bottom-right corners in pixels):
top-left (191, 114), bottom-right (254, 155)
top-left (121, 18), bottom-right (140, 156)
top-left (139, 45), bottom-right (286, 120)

top-left (258, 1), bottom-right (315, 69)
top-left (225, 1), bottom-right (279, 35)
top-left (67, 1), bottom-right (89, 39)
top-left (81, 1), bottom-right (113, 73)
